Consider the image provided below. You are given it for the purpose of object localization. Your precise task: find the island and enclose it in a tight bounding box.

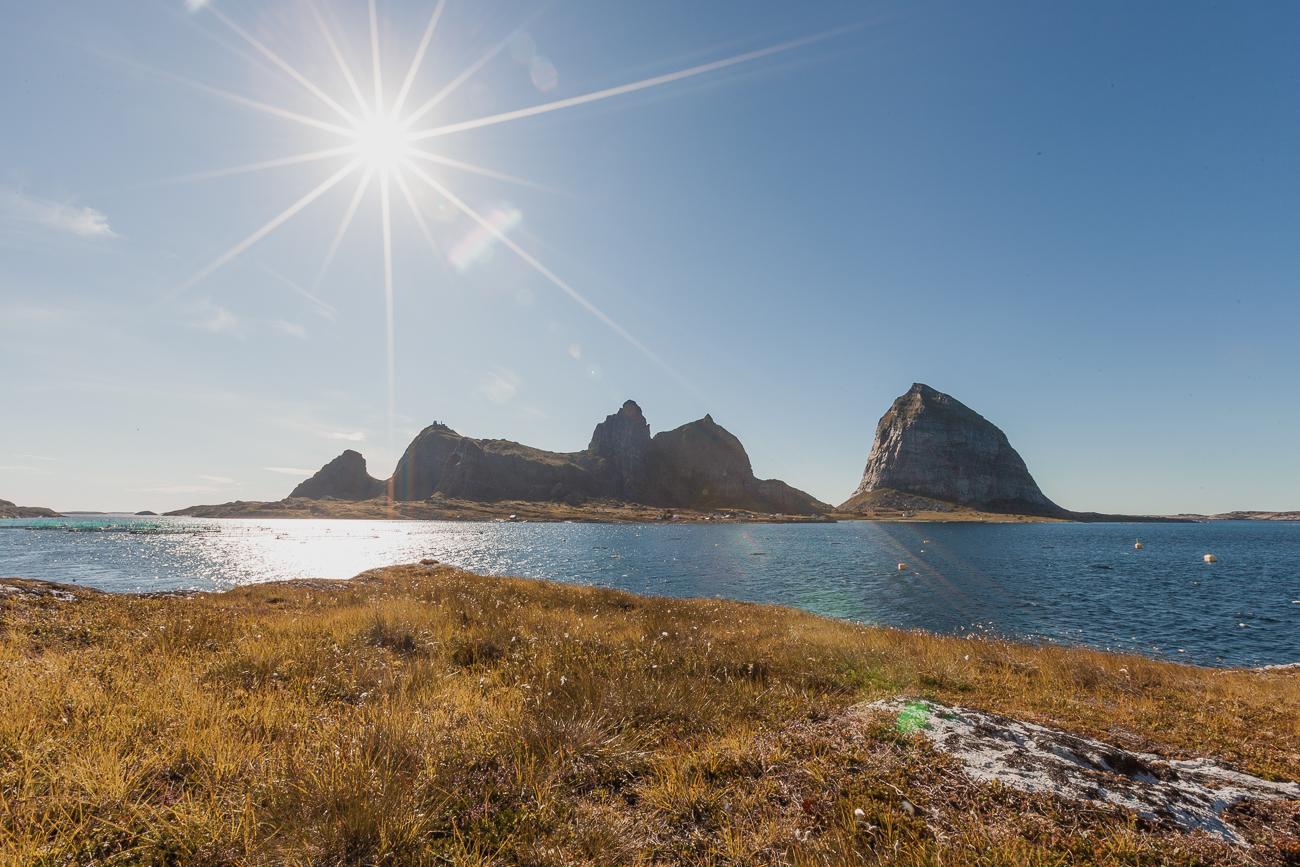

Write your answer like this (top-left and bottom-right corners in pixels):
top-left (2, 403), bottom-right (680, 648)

top-left (0, 498), bottom-right (61, 519)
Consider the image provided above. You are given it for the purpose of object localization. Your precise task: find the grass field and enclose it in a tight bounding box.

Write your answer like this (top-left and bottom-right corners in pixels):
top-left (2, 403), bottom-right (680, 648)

top-left (2, 564), bottom-right (1296, 864)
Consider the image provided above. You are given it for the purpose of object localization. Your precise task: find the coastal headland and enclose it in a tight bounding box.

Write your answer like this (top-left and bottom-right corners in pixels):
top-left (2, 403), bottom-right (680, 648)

top-left (2, 563), bottom-right (1295, 863)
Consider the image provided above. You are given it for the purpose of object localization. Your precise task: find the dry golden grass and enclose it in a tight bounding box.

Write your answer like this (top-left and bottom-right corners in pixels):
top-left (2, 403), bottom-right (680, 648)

top-left (1, 564), bottom-right (1296, 865)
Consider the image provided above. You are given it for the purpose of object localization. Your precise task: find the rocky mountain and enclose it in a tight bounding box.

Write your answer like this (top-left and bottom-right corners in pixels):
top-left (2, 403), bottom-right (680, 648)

top-left (0, 498), bottom-right (60, 518)
top-left (644, 415), bottom-right (822, 514)
top-left (840, 383), bottom-right (1063, 517)
top-left (389, 423), bottom-right (597, 504)
top-left (304, 400), bottom-right (827, 515)
top-left (588, 400), bottom-right (651, 500)
top-left (289, 450), bottom-right (385, 501)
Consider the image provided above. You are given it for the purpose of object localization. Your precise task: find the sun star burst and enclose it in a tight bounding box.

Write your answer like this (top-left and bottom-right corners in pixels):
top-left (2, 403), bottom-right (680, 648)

top-left (170, 0), bottom-right (853, 452)
top-left (350, 112), bottom-right (414, 173)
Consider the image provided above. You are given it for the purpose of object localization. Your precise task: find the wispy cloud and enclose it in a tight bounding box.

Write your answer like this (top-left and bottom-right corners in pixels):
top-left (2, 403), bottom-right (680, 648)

top-left (264, 266), bottom-right (338, 321)
top-left (14, 454), bottom-right (58, 462)
top-left (477, 368), bottom-right (520, 404)
top-left (264, 466), bottom-right (312, 476)
top-left (139, 484), bottom-right (224, 494)
top-left (198, 474), bottom-right (237, 485)
top-left (193, 300), bottom-right (239, 335)
top-left (0, 465), bottom-right (45, 472)
top-left (322, 431), bottom-right (366, 442)
top-left (1, 188), bottom-right (118, 238)
top-left (272, 320), bottom-right (308, 340)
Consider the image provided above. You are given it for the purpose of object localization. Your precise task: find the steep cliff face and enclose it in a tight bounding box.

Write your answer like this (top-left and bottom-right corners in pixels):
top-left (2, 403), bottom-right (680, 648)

top-left (840, 383), bottom-right (1061, 516)
top-left (645, 416), bottom-right (828, 515)
top-left (297, 402), bottom-right (825, 514)
top-left (289, 450), bottom-right (385, 501)
top-left (587, 400), bottom-right (651, 499)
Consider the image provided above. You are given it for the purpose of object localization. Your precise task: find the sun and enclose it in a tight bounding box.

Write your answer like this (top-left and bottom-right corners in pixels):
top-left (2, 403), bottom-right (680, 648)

top-left (172, 1), bottom-right (846, 450)
top-left (350, 111), bottom-right (412, 172)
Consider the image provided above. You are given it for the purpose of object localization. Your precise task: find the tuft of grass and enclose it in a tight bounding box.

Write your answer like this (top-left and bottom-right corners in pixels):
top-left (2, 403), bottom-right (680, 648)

top-left (0, 565), bottom-right (1296, 864)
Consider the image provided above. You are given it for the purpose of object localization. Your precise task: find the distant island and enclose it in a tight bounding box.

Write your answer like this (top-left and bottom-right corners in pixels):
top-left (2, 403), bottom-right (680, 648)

top-left (1172, 510), bottom-right (1300, 522)
top-left (837, 383), bottom-right (1183, 523)
top-left (170, 400), bottom-right (830, 521)
top-left (170, 385), bottom-right (1203, 523)
top-left (0, 499), bottom-right (60, 519)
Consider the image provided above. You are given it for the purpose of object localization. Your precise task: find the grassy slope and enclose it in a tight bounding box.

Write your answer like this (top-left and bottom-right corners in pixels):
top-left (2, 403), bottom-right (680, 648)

top-left (1, 565), bottom-right (1296, 864)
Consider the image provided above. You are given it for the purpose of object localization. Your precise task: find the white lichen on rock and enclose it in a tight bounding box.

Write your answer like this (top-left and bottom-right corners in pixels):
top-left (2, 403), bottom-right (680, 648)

top-left (861, 697), bottom-right (1299, 845)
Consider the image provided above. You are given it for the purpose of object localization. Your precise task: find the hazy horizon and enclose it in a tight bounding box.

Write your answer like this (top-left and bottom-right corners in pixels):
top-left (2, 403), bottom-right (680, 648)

top-left (4, 1), bottom-right (1299, 514)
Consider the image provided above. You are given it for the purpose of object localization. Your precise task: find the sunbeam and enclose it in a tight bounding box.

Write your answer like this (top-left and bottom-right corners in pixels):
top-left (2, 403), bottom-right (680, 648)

top-left (368, 0), bottom-right (384, 110)
top-left (391, 0), bottom-right (448, 116)
top-left (378, 169), bottom-right (398, 462)
top-left (314, 168), bottom-right (375, 290)
top-left (307, 0), bottom-right (370, 115)
top-left (165, 3), bottom-right (858, 418)
top-left (406, 149), bottom-right (552, 191)
top-left (401, 30), bottom-right (515, 130)
top-left (408, 24), bottom-right (858, 142)
top-left (404, 161), bottom-right (700, 396)
top-left (206, 4), bottom-right (358, 125)
top-left (156, 145), bottom-right (359, 186)
top-left (174, 159), bottom-right (360, 295)
top-left (393, 171), bottom-right (446, 266)
top-left (111, 53), bottom-right (355, 136)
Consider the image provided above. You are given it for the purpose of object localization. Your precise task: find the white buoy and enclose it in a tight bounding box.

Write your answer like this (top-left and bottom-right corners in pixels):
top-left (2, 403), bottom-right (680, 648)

top-left (1134, 540), bottom-right (1144, 550)
top-left (1203, 553), bottom-right (1217, 564)
top-left (897, 562), bottom-right (907, 572)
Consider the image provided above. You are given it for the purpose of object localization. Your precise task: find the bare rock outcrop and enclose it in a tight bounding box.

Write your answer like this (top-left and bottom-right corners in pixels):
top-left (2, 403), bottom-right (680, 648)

top-left (841, 383), bottom-right (1062, 516)
top-left (288, 450), bottom-right (385, 501)
top-left (587, 400), bottom-right (652, 500)
top-left (862, 698), bottom-right (1300, 846)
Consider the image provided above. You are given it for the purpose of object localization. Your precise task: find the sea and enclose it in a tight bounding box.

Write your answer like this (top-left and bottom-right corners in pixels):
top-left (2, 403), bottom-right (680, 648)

top-left (1, 515), bottom-right (1296, 668)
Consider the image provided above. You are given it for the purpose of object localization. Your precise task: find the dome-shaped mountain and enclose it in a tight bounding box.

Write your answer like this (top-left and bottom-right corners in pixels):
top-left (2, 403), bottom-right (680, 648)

top-left (645, 415), bottom-right (828, 515)
top-left (288, 450), bottom-right (385, 501)
top-left (840, 383), bottom-right (1062, 516)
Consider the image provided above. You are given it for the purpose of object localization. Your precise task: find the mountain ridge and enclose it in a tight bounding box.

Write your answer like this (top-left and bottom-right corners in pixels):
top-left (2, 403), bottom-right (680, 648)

top-left (190, 400), bottom-right (828, 518)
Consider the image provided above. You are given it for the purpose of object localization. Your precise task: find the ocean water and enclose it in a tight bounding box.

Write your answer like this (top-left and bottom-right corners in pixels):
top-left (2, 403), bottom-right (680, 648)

top-left (1, 516), bottom-right (1296, 668)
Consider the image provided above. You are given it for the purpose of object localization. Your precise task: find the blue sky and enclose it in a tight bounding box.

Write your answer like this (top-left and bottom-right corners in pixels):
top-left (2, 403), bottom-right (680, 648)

top-left (2, 0), bottom-right (1298, 514)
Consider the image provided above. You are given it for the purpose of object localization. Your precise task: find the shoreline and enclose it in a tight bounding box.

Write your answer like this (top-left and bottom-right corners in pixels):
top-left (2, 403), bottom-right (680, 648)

top-left (2, 563), bottom-right (1295, 862)
top-left (157, 495), bottom-right (1135, 524)
top-left (3, 569), bottom-right (1294, 673)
